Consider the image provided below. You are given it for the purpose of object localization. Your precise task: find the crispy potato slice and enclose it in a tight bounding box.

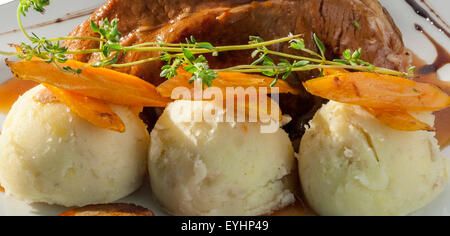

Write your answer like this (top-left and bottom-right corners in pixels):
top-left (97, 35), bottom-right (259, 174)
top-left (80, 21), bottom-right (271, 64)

top-left (157, 70), bottom-right (300, 98)
top-left (364, 107), bottom-right (435, 132)
top-left (7, 60), bottom-right (171, 107)
top-left (60, 204), bottom-right (154, 216)
top-left (303, 72), bottom-right (450, 111)
top-left (45, 84), bottom-right (126, 133)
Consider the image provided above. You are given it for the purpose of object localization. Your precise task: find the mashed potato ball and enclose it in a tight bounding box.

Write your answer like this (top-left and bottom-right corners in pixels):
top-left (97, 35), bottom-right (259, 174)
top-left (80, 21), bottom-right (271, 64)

top-left (0, 85), bottom-right (149, 207)
top-left (298, 101), bottom-right (448, 216)
top-left (149, 100), bottom-right (296, 216)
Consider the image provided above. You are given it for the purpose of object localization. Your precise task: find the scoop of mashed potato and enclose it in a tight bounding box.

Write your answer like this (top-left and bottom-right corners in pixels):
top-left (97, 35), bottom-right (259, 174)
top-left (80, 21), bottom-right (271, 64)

top-left (298, 101), bottom-right (448, 216)
top-left (0, 85), bottom-right (149, 207)
top-left (148, 100), bottom-right (296, 216)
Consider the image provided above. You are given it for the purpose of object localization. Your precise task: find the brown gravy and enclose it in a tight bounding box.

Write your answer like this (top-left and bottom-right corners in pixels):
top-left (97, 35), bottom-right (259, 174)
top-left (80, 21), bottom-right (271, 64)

top-left (414, 24), bottom-right (450, 75)
top-left (0, 78), bottom-right (38, 114)
top-left (411, 54), bottom-right (450, 148)
top-left (410, 24), bottom-right (450, 148)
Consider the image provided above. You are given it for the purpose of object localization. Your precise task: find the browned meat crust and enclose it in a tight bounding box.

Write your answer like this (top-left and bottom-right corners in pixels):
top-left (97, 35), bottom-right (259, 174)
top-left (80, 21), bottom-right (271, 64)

top-left (301, 0), bottom-right (409, 72)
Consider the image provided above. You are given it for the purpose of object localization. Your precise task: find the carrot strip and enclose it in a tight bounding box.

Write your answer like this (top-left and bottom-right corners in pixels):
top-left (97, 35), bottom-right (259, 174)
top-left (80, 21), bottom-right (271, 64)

top-left (231, 95), bottom-right (282, 122)
top-left (218, 95), bottom-right (282, 122)
top-left (303, 72), bottom-right (450, 111)
top-left (158, 70), bottom-right (283, 121)
top-left (44, 84), bottom-right (126, 133)
top-left (7, 60), bottom-right (171, 107)
top-left (323, 68), bottom-right (348, 76)
top-left (364, 107), bottom-right (434, 132)
top-left (0, 185), bottom-right (4, 193)
top-left (213, 72), bottom-right (300, 94)
top-left (157, 71), bottom-right (300, 98)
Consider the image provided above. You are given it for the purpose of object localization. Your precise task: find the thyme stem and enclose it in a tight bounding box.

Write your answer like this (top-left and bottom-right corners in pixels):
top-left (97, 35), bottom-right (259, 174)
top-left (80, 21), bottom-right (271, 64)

top-left (214, 65), bottom-right (409, 77)
top-left (0, 50), bottom-right (19, 56)
top-left (49, 36), bottom-right (106, 42)
top-left (17, 5), bottom-right (33, 42)
top-left (110, 56), bottom-right (161, 68)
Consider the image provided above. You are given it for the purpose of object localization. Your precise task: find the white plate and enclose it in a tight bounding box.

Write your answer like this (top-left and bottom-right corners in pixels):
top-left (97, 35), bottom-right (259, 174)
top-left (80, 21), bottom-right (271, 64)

top-left (0, 0), bottom-right (449, 216)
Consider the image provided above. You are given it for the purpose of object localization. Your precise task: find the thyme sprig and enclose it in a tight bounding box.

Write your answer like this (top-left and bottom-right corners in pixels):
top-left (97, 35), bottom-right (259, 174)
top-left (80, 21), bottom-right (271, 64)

top-left (2, 0), bottom-right (415, 88)
top-left (18, 33), bottom-right (82, 73)
top-left (18, 0), bottom-right (50, 41)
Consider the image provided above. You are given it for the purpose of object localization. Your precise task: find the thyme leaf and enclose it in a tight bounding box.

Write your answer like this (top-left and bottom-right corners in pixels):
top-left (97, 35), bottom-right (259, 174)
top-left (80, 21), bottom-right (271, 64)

top-left (313, 33), bottom-right (326, 59)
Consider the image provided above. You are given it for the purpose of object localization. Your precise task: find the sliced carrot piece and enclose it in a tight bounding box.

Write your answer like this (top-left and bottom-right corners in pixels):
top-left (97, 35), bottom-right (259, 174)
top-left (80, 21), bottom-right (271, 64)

top-left (0, 185), bottom-right (4, 193)
top-left (160, 69), bottom-right (283, 122)
top-left (303, 72), bottom-right (450, 111)
top-left (320, 70), bottom-right (439, 131)
top-left (7, 60), bottom-right (171, 107)
top-left (364, 107), bottom-right (434, 132)
top-left (215, 96), bottom-right (282, 122)
top-left (214, 72), bottom-right (300, 94)
top-left (157, 71), bottom-right (300, 98)
top-left (221, 95), bottom-right (282, 122)
top-left (44, 84), bottom-right (126, 133)
top-left (323, 68), bottom-right (348, 76)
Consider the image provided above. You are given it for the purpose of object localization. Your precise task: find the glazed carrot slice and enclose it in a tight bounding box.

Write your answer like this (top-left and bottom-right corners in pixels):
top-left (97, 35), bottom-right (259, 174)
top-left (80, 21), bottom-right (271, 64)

top-left (157, 71), bottom-right (300, 98)
top-left (44, 84), bottom-right (126, 133)
top-left (313, 69), bottom-right (438, 131)
top-left (231, 95), bottom-right (282, 122)
top-left (323, 68), bottom-right (348, 76)
top-left (364, 107), bottom-right (434, 132)
top-left (7, 60), bottom-right (171, 107)
top-left (213, 72), bottom-right (300, 94)
top-left (218, 95), bottom-right (282, 122)
top-left (303, 72), bottom-right (450, 111)
top-left (158, 70), bottom-right (283, 121)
